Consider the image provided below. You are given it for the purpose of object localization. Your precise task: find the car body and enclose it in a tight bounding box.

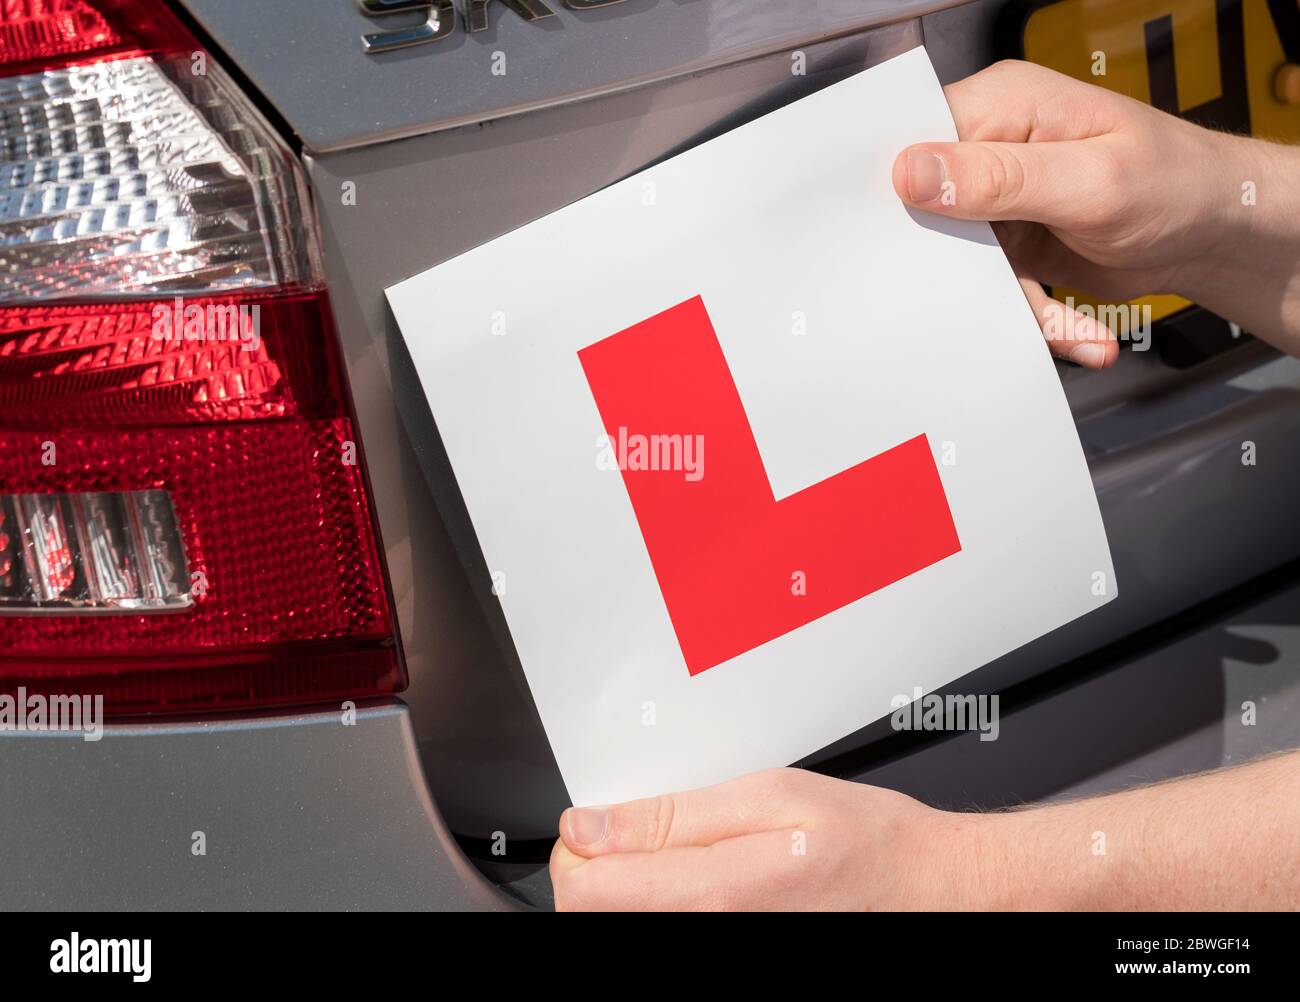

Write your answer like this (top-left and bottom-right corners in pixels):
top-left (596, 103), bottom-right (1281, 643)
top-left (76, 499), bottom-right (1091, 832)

top-left (2, 0), bottom-right (1299, 910)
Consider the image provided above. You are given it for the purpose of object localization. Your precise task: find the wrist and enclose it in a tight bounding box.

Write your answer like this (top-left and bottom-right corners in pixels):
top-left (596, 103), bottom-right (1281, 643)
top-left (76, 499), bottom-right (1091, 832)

top-left (1175, 132), bottom-right (1300, 347)
top-left (1180, 133), bottom-right (1300, 304)
top-left (923, 805), bottom-right (1107, 910)
top-left (914, 808), bottom-right (1045, 910)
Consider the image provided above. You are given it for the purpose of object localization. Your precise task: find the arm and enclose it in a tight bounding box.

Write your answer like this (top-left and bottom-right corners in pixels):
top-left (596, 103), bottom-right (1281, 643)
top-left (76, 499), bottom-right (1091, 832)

top-left (550, 754), bottom-right (1300, 910)
top-left (964, 751), bottom-right (1300, 910)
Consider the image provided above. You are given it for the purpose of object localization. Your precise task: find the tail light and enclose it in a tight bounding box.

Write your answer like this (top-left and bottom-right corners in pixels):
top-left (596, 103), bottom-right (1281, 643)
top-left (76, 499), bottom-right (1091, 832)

top-left (0, 0), bottom-right (404, 713)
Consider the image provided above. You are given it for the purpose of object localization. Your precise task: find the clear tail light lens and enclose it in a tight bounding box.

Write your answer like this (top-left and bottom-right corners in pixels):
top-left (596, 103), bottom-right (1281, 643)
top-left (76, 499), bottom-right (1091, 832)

top-left (1, 489), bottom-right (190, 612)
top-left (0, 0), bottom-right (403, 714)
top-left (0, 54), bottom-right (319, 297)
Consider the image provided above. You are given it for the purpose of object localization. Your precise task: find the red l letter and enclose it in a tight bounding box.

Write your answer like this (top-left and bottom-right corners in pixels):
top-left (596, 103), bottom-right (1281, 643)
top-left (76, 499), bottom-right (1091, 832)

top-left (579, 296), bottom-right (961, 675)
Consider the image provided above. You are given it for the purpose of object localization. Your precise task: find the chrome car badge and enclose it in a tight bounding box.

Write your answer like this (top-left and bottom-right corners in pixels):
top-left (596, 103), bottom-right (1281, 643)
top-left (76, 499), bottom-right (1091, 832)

top-left (360, 0), bottom-right (630, 54)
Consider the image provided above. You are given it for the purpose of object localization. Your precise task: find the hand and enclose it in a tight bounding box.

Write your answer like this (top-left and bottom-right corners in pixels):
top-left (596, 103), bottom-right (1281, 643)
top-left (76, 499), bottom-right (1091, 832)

top-left (893, 60), bottom-right (1300, 366)
top-left (549, 768), bottom-right (975, 911)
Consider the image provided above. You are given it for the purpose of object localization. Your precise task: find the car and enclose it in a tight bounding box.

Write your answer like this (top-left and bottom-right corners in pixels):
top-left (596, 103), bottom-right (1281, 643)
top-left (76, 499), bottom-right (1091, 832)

top-left (2, 0), bottom-right (1299, 911)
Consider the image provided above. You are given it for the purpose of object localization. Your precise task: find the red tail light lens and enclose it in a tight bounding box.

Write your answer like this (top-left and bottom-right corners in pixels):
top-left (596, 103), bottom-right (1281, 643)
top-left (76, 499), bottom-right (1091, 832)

top-left (0, 0), bottom-right (187, 73)
top-left (0, 0), bottom-right (404, 713)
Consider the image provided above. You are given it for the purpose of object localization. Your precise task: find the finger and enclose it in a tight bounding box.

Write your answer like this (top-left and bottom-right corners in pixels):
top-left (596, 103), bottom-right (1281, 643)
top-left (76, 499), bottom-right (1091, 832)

top-left (891, 139), bottom-right (1122, 229)
top-left (997, 221), bottom-right (1172, 305)
top-left (553, 830), bottom-right (810, 912)
top-left (558, 768), bottom-right (824, 859)
top-left (1017, 276), bottom-right (1119, 369)
top-left (993, 220), bottom-right (1091, 290)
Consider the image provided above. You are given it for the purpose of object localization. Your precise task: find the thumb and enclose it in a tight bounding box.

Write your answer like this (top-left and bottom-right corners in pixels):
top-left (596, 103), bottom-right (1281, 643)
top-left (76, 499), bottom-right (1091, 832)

top-left (892, 140), bottom-right (1104, 228)
top-left (559, 769), bottom-right (815, 859)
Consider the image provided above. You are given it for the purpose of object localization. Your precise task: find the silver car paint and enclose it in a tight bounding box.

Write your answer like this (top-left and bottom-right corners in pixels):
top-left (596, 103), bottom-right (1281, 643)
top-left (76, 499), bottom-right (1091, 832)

top-left (0, 705), bottom-right (514, 910)
top-left (172, 0), bottom-right (970, 151)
